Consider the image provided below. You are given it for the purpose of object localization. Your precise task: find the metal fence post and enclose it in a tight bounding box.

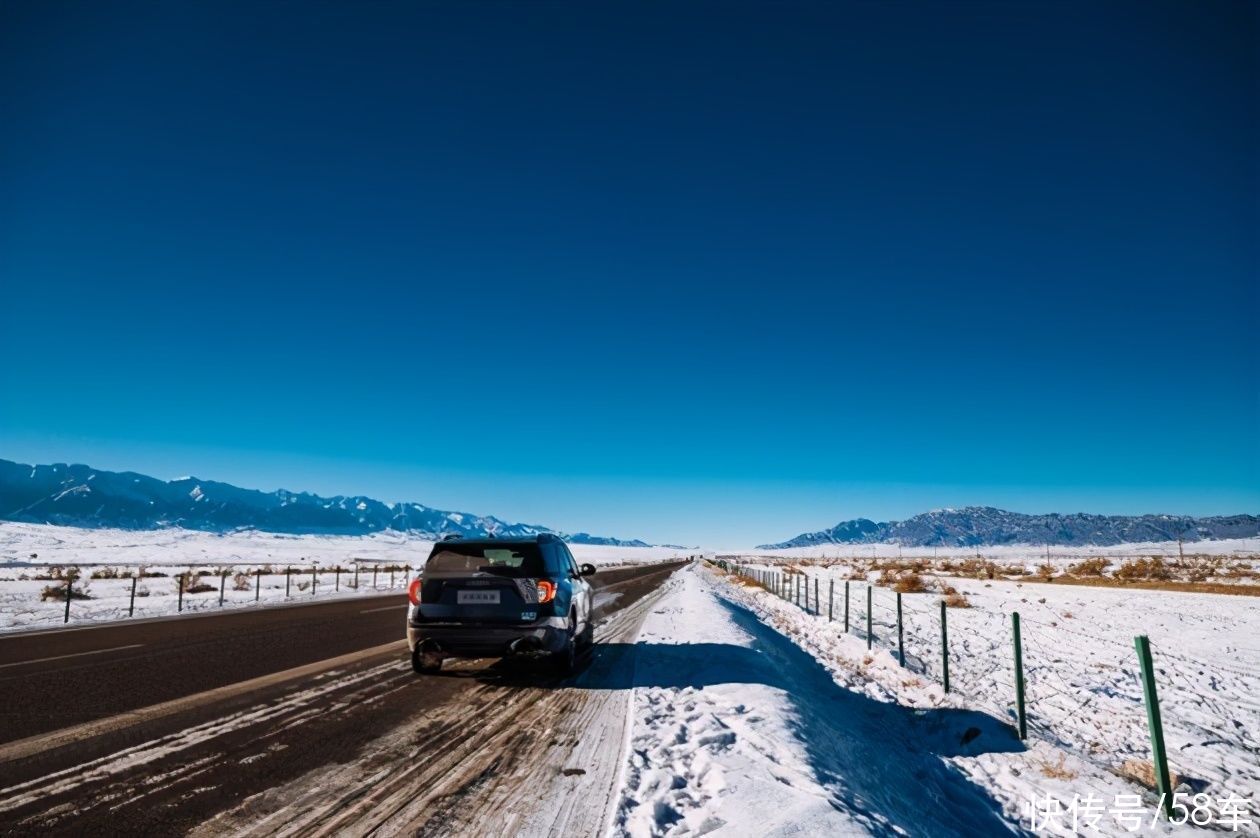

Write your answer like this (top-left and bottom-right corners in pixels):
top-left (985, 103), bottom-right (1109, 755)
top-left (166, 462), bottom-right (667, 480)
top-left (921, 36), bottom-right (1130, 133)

top-left (64, 576), bottom-right (73, 623)
top-left (844, 581), bottom-right (850, 632)
top-left (178, 573), bottom-right (185, 612)
top-left (373, 566), bottom-right (378, 589)
top-left (219, 571), bottom-right (226, 607)
top-left (814, 579), bottom-right (819, 616)
top-left (312, 565), bottom-right (318, 596)
top-left (1135, 635), bottom-right (1173, 817)
top-left (129, 575), bottom-right (137, 618)
top-left (828, 579), bottom-right (834, 622)
top-left (866, 585), bottom-right (872, 649)
top-left (896, 591), bottom-right (905, 666)
top-left (286, 566), bottom-right (292, 598)
top-left (354, 563), bottom-right (360, 590)
top-left (255, 568), bottom-right (261, 601)
top-left (336, 565), bottom-right (341, 591)
top-left (1012, 612), bottom-right (1027, 739)
top-left (940, 599), bottom-right (950, 693)
top-left (390, 567), bottom-right (395, 588)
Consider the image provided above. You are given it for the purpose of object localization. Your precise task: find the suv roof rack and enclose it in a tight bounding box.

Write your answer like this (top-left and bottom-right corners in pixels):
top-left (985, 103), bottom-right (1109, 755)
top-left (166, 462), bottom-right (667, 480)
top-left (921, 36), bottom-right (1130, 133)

top-left (440, 533), bottom-right (463, 541)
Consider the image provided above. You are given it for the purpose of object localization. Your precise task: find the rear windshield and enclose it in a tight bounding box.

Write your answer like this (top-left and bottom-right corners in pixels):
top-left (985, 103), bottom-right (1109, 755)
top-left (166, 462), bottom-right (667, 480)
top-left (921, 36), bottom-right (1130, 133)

top-left (425, 543), bottom-right (546, 577)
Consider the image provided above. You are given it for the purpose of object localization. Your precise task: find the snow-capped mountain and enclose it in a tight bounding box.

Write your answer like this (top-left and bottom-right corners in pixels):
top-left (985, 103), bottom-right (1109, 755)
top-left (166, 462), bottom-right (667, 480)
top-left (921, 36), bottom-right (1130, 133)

top-left (758, 506), bottom-right (1260, 549)
top-left (0, 459), bottom-right (651, 546)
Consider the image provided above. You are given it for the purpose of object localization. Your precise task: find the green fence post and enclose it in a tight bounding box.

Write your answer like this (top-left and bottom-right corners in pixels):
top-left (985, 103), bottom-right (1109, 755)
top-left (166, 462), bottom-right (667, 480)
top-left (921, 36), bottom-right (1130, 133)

top-left (828, 579), bottom-right (834, 622)
top-left (940, 599), bottom-right (950, 693)
top-left (896, 591), bottom-right (905, 666)
top-left (1135, 635), bottom-right (1174, 818)
top-left (1012, 612), bottom-right (1027, 739)
top-left (844, 581), bottom-right (850, 632)
top-left (866, 585), bottom-right (872, 649)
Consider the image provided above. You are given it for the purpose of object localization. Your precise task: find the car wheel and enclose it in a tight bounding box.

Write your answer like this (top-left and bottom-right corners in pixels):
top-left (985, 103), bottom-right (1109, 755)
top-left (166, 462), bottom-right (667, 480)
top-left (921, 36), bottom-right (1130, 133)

top-left (577, 618), bottom-right (594, 650)
top-left (550, 614), bottom-right (577, 675)
top-left (411, 647), bottom-right (442, 674)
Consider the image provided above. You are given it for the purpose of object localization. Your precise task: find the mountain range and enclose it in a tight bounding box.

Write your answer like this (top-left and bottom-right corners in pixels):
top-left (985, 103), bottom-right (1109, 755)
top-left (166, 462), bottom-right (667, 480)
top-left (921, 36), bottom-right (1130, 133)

top-left (758, 507), bottom-right (1260, 549)
top-left (0, 459), bottom-right (651, 546)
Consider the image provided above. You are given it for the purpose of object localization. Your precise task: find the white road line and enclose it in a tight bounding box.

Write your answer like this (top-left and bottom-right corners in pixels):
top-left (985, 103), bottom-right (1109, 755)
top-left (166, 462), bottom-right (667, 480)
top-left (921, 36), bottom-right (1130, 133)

top-left (0, 644), bottom-right (145, 670)
top-left (359, 605), bottom-right (401, 614)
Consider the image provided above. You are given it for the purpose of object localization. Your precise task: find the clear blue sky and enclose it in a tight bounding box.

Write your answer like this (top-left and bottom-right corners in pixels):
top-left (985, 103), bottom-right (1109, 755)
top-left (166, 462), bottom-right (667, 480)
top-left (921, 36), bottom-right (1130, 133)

top-left (1, 1), bottom-right (1256, 548)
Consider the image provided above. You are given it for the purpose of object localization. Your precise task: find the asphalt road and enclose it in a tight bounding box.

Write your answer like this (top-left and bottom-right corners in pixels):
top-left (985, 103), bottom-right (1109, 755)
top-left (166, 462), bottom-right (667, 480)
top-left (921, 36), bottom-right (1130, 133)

top-left (0, 559), bottom-right (688, 836)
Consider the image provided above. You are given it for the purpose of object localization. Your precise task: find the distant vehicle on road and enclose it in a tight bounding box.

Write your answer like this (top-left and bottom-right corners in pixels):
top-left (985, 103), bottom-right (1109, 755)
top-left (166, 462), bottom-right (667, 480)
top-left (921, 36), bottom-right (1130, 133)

top-left (406, 534), bottom-right (596, 674)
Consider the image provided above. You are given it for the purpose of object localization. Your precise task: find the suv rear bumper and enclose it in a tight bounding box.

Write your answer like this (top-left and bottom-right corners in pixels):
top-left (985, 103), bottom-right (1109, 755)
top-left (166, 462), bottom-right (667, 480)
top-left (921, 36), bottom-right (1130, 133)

top-left (407, 616), bottom-right (569, 658)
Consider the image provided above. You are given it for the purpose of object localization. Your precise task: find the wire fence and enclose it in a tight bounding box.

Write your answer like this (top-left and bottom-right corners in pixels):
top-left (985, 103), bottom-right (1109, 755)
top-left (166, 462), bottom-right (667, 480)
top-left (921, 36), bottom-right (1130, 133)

top-left (717, 559), bottom-right (1260, 825)
top-left (0, 561), bottom-right (416, 629)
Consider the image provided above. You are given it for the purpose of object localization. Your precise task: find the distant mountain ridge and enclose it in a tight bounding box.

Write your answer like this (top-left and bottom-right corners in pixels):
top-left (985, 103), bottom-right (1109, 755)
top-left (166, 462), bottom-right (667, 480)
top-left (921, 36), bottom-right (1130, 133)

top-left (758, 506), bottom-right (1260, 549)
top-left (0, 459), bottom-right (651, 547)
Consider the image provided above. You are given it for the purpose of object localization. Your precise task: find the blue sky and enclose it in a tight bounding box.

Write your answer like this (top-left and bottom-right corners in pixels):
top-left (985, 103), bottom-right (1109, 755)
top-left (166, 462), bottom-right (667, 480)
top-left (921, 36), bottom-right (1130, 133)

top-left (1, 1), bottom-right (1256, 548)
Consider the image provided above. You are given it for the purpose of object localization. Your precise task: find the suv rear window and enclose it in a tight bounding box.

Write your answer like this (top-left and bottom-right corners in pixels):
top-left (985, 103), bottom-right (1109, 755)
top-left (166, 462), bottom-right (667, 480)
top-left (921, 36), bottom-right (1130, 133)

top-left (425, 543), bottom-right (546, 577)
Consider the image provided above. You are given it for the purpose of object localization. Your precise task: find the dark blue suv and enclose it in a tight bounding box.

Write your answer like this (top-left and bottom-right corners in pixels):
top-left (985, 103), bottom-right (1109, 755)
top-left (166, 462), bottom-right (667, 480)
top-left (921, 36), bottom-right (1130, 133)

top-left (406, 534), bottom-right (596, 674)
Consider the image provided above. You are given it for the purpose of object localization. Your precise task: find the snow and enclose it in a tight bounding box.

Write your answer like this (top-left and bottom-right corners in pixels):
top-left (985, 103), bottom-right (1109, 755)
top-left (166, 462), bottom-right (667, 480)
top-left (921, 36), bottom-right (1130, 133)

top-left (0, 523), bottom-right (692, 633)
top-left (712, 561), bottom-right (1259, 834)
top-left (755, 538), bottom-right (1260, 562)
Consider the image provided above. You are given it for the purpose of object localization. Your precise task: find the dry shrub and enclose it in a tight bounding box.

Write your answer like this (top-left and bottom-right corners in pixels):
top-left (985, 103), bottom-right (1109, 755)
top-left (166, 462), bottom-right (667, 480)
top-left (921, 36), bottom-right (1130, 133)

top-left (1003, 563), bottom-right (1030, 576)
top-left (1034, 562), bottom-right (1056, 581)
top-left (232, 572), bottom-right (251, 591)
top-left (1070, 557), bottom-right (1109, 576)
top-left (90, 566), bottom-right (121, 579)
top-left (177, 573), bottom-right (215, 594)
top-left (40, 583), bottom-right (92, 601)
top-left (1117, 759), bottom-right (1179, 791)
top-left (957, 558), bottom-right (998, 579)
top-left (943, 591), bottom-right (972, 608)
top-left (893, 572), bottom-right (928, 594)
top-left (1116, 557), bottom-right (1173, 581)
top-left (1039, 753), bottom-right (1078, 780)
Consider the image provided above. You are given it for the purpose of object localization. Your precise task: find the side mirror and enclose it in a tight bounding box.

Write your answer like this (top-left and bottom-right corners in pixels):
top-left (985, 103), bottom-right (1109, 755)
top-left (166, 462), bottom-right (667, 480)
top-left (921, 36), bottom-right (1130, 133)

top-left (579, 563), bottom-right (596, 577)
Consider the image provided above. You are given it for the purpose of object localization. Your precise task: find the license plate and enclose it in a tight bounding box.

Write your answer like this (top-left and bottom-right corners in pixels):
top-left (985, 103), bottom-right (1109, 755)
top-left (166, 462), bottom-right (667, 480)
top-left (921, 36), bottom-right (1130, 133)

top-left (457, 590), bottom-right (501, 605)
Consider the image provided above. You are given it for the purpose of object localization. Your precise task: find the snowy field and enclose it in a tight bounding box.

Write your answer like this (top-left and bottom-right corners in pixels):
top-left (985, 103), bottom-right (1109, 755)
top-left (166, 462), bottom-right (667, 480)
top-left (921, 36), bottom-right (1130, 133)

top-left (0, 523), bottom-right (693, 634)
top-left (614, 563), bottom-right (1257, 836)
top-left (759, 537), bottom-right (1260, 565)
top-left (710, 560), bottom-right (1259, 834)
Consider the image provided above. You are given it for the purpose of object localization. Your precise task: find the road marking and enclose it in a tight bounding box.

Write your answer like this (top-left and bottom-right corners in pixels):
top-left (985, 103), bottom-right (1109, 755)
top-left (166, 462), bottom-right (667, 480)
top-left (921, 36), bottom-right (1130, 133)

top-left (0, 644), bottom-right (145, 670)
top-left (360, 605), bottom-right (401, 614)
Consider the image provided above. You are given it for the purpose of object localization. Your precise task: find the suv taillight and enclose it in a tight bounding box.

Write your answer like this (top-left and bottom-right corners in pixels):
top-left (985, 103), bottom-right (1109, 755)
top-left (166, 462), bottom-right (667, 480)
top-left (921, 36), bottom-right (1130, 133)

top-left (536, 579), bottom-right (556, 604)
top-left (407, 578), bottom-right (423, 606)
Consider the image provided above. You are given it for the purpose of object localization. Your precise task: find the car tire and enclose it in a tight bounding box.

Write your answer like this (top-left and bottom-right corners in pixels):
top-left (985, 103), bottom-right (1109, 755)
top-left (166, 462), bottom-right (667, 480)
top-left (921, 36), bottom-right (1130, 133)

top-left (550, 614), bottom-right (577, 675)
top-left (412, 647), bottom-right (442, 674)
top-left (577, 618), bottom-right (594, 651)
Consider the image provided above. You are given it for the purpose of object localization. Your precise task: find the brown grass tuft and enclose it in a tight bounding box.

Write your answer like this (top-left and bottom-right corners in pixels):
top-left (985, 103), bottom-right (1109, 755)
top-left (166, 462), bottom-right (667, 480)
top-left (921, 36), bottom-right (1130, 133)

top-left (1038, 753), bottom-right (1078, 780)
top-left (1117, 758), bottom-right (1179, 791)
